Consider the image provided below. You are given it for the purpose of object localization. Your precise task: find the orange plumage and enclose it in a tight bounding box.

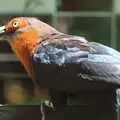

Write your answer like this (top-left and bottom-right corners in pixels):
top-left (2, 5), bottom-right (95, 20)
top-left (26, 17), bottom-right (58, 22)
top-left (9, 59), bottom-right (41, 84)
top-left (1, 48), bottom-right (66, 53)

top-left (10, 28), bottom-right (40, 78)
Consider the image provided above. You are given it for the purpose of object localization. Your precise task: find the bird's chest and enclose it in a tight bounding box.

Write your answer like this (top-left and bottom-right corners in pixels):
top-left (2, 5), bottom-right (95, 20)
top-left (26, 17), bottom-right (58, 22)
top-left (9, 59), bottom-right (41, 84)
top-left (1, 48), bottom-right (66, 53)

top-left (10, 39), bottom-right (34, 78)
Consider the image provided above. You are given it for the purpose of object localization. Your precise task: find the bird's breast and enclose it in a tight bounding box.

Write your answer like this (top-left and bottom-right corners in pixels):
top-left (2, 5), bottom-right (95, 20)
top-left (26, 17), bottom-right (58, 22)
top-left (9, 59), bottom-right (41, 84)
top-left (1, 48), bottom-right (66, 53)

top-left (9, 39), bottom-right (37, 80)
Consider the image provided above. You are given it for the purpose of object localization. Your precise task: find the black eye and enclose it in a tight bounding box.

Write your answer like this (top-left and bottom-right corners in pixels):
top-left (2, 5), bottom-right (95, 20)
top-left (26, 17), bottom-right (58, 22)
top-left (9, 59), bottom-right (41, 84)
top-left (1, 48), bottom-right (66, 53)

top-left (12, 20), bottom-right (19, 28)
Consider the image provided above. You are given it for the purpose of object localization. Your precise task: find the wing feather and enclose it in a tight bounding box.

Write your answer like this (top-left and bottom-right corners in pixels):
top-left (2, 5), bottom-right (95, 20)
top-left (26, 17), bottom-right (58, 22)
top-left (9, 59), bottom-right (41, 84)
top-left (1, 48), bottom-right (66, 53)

top-left (32, 34), bottom-right (120, 90)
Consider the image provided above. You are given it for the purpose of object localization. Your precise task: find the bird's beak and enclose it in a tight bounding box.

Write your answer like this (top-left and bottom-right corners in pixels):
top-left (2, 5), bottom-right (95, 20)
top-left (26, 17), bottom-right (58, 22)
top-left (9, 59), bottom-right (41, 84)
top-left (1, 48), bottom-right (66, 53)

top-left (0, 26), bottom-right (6, 35)
top-left (0, 26), bottom-right (6, 41)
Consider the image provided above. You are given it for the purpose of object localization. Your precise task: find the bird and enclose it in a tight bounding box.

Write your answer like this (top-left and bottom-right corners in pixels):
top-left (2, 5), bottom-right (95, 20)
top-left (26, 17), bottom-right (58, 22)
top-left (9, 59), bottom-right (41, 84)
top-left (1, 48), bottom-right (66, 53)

top-left (0, 17), bottom-right (120, 118)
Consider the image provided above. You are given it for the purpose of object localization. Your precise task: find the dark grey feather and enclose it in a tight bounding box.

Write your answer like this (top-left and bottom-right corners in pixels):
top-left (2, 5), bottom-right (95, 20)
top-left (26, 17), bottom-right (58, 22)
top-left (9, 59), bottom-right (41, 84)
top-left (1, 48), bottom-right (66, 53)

top-left (32, 34), bottom-right (120, 88)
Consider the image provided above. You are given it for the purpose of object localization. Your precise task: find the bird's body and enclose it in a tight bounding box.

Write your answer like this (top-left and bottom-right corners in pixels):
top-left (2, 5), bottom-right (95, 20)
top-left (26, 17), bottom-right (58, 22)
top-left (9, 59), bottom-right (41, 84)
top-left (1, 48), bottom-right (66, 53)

top-left (0, 17), bottom-right (120, 106)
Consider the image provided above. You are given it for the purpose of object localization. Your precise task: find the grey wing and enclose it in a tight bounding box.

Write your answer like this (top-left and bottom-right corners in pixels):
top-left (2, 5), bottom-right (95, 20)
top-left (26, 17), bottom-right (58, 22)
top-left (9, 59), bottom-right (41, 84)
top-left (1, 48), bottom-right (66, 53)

top-left (80, 42), bottom-right (120, 85)
top-left (32, 36), bottom-right (89, 65)
top-left (32, 36), bottom-right (120, 86)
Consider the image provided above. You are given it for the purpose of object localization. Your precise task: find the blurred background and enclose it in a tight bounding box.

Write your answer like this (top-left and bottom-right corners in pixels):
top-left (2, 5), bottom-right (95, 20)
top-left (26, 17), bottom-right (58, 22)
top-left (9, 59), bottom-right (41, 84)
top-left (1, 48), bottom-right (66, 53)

top-left (0, 0), bottom-right (119, 107)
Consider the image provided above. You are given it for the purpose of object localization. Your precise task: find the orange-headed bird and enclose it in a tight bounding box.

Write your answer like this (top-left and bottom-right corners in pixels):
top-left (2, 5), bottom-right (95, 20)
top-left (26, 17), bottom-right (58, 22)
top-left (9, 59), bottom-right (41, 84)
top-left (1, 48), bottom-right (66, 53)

top-left (0, 17), bottom-right (120, 112)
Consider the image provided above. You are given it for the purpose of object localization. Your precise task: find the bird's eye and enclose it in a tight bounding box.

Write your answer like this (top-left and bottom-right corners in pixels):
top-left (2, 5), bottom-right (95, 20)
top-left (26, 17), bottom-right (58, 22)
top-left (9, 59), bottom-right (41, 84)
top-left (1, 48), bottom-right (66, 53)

top-left (12, 20), bottom-right (20, 29)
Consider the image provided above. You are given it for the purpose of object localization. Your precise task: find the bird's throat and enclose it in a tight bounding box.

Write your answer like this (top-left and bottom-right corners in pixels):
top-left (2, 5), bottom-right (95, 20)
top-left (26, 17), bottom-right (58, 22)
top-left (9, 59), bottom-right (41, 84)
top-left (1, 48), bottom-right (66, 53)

top-left (9, 31), bottom-right (39, 79)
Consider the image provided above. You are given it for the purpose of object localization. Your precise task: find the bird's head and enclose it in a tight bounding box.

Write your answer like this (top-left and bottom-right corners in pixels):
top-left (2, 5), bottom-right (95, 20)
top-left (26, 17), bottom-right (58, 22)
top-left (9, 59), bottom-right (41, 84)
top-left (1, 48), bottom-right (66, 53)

top-left (0, 17), bottom-right (59, 78)
top-left (0, 17), bottom-right (59, 50)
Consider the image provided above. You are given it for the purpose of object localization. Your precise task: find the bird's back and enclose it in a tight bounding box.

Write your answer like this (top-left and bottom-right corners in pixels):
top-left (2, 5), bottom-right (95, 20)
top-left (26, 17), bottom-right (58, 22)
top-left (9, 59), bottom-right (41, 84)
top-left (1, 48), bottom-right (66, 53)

top-left (32, 34), bottom-right (120, 91)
